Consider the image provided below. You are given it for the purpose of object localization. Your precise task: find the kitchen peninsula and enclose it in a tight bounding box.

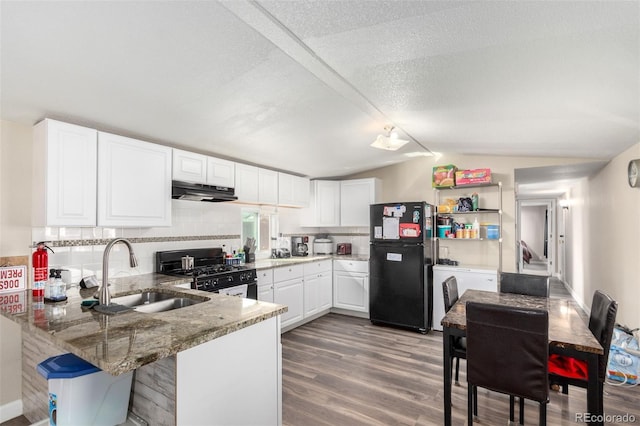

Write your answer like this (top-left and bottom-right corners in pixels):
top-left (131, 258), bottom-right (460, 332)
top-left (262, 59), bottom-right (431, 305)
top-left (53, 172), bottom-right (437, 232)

top-left (0, 273), bottom-right (287, 425)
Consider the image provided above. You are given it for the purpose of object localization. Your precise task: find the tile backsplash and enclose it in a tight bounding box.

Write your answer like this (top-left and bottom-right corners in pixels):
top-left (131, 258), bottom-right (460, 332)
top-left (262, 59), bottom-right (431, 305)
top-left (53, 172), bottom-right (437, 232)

top-left (31, 201), bottom-right (370, 287)
top-left (33, 201), bottom-right (243, 286)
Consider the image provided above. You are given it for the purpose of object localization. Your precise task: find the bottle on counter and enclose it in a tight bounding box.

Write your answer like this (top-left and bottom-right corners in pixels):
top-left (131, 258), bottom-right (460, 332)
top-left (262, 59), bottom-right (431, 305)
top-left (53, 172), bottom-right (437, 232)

top-left (45, 269), bottom-right (67, 303)
top-left (45, 268), bottom-right (55, 300)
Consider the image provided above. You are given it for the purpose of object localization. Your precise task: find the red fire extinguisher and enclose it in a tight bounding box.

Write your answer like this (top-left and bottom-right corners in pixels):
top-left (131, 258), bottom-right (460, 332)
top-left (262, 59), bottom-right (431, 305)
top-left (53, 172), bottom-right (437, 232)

top-left (32, 242), bottom-right (53, 297)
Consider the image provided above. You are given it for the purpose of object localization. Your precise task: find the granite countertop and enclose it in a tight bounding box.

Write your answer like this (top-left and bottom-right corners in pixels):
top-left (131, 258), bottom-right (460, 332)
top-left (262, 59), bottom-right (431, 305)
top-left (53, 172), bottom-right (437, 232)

top-left (0, 273), bottom-right (287, 375)
top-left (252, 254), bottom-right (369, 270)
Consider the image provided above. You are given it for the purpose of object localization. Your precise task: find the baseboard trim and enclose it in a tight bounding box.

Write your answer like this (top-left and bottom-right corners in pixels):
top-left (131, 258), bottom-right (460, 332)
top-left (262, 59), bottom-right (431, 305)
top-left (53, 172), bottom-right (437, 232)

top-left (0, 399), bottom-right (23, 423)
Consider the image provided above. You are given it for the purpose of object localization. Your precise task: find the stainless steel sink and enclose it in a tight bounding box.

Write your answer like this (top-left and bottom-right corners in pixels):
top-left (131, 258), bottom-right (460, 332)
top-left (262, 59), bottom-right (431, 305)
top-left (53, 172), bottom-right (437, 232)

top-left (110, 290), bottom-right (206, 313)
top-left (111, 290), bottom-right (176, 307)
top-left (133, 297), bottom-right (202, 313)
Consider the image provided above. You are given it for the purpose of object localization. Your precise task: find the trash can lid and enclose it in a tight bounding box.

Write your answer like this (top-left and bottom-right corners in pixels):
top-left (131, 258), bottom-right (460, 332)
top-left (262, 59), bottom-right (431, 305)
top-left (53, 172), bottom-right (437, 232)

top-left (37, 353), bottom-right (101, 379)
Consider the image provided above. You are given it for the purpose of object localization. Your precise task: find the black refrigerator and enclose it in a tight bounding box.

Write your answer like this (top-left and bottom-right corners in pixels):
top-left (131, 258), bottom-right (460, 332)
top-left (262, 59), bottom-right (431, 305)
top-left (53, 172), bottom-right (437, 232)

top-left (369, 201), bottom-right (434, 333)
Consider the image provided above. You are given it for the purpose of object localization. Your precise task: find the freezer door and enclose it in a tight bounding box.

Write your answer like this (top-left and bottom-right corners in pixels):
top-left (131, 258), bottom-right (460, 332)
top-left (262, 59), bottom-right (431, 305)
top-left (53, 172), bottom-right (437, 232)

top-left (369, 243), bottom-right (429, 331)
top-left (370, 202), bottom-right (431, 245)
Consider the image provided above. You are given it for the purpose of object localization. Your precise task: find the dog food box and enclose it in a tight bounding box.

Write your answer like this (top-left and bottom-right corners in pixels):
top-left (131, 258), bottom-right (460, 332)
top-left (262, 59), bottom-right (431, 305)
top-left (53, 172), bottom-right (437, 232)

top-left (432, 164), bottom-right (457, 188)
top-left (455, 168), bottom-right (492, 186)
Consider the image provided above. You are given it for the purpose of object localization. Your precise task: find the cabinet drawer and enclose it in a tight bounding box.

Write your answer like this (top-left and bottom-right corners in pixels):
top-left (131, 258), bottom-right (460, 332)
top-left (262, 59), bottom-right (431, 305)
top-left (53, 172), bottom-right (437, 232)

top-left (257, 269), bottom-right (273, 286)
top-left (273, 264), bottom-right (304, 282)
top-left (303, 259), bottom-right (332, 276)
top-left (333, 259), bottom-right (368, 274)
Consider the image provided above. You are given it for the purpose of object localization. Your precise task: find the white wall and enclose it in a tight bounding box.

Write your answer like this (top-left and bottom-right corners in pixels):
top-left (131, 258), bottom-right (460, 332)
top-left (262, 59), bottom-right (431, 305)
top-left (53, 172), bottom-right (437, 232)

top-left (578, 143), bottom-right (639, 327)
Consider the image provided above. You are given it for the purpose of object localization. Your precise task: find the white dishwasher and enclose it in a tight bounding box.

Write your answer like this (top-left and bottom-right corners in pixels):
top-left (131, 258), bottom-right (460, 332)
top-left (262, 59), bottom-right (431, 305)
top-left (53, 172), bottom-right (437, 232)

top-left (432, 265), bottom-right (498, 331)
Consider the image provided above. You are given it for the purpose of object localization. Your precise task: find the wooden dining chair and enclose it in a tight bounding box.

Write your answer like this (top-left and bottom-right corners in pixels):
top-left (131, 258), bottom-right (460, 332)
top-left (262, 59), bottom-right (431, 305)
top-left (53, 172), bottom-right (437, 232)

top-left (466, 302), bottom-right (549, 426)
top-left (500, 272), bottom-right (549, 298)
top-left (549, 290), bottom-right (617, 414)
top-left (442, 276), bottom-right (465, 385)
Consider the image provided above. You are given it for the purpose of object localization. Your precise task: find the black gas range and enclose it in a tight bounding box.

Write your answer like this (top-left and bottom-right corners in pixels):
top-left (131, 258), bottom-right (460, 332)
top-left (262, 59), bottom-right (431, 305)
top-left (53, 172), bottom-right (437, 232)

top-left (156, 248), bottom-right (257, 299)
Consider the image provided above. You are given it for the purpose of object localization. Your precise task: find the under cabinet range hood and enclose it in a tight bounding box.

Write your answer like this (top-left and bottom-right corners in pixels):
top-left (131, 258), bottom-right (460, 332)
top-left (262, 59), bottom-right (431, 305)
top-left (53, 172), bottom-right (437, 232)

top-left (171, 180), bottom-right (237, 202)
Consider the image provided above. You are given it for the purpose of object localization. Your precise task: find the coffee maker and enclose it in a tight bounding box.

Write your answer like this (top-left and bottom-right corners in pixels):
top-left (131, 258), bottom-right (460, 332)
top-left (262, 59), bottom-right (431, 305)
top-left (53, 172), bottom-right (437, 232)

top-left (291, 236), bottom-right (309, 256)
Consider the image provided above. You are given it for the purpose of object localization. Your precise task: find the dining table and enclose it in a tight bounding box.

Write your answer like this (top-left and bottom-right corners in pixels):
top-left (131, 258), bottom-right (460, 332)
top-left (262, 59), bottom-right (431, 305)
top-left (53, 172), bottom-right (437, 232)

top-left (442, 289), bottom-right (604, 426)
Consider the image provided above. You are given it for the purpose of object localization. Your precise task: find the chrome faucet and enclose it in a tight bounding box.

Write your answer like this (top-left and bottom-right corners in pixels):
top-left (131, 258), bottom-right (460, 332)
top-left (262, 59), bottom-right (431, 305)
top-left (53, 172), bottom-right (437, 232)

top-left (99, 238), bottom-right (138, 306)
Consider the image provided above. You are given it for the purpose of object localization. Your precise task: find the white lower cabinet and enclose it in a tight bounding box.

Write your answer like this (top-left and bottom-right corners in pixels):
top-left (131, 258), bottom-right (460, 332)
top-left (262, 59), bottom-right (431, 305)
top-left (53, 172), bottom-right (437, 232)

top-left (303, 260), bottom-right (332, 317)
top-left (432, 265), bottom-right (498, 331)
top-left (258, 269), bottom-right (274, 303)
top-left (333, 260), bottom-right (369, 313)
top-left (273, 265), bottom-right (304, 329)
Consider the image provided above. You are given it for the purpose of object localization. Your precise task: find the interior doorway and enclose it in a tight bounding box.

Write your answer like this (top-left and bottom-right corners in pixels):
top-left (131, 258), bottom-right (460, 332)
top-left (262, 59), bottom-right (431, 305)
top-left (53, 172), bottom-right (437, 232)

top-left (517, 199), bottom-right (554, 276)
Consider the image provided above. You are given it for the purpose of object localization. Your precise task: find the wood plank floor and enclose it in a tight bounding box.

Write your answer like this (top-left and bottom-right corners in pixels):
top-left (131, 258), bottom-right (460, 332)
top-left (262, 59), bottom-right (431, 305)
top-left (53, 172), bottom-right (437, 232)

top-left (281, 313), bottom-right (640, 426)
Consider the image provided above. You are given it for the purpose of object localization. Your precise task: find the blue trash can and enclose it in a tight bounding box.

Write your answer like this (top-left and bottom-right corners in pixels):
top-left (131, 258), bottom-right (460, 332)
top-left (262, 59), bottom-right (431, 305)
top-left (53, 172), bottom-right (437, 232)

top-left (37, 353), bottom-right (133, 426)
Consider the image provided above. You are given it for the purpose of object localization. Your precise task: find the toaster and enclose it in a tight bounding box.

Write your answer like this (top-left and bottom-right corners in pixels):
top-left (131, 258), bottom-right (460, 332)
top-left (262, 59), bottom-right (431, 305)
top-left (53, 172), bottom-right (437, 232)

top-left (336, 243), bottom-right (352, 255)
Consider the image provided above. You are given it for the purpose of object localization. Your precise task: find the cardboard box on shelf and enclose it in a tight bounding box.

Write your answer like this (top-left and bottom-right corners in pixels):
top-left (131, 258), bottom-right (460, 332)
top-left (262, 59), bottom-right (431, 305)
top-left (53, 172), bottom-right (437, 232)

top-left (432, 164), bottom-right (457, 188)
top-left (455, 168), bottom-right (492, 186)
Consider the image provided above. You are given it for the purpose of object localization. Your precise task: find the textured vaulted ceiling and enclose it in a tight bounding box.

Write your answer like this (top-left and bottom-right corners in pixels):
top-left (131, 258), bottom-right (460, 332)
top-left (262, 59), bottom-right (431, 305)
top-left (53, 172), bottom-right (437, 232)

top-left (1, 1), bottom-right (638, 179)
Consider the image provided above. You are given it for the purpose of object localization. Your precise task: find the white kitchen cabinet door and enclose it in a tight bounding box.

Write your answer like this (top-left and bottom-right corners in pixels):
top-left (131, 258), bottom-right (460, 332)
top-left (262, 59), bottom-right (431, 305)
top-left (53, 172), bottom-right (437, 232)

top-left (292, 175), bottom-right (310, 207)
top-left (97, 132), bottom-right (172, 227)
top-left (235, 163), bottom-right (259, 203)
top-left (340, 178), bottom-right (381, 227)
top-left (318, 272), bottom-right (332, 311)
top-left (172, 149), bottom-right (207, 183)
top-left (333, 269), bottom-right (369, 313)
top-left (303, 260), bottom-right (332, 316)
top-left (302, 180), bottom-right (340, 226)
top-left (206, 156), bottom-right (235, 188)
top-left (303, 271), bottom-right (332, 317)
top-left (303, 273), bottom-right (321, 317)
top-left (274, 277), bottom-right (304, 329)
top-left (32, 119), bottom-right (98, 226)
top-left (278, 173), bottom-right (310, 207)
top-left (258, 268), bottom-right (274, 303)
top-left (431, 266), bottom-right (498, 331)
top-left (277, 172), bottom-right (294, 206)
top-left (259, 168), bottom-right (278, 205)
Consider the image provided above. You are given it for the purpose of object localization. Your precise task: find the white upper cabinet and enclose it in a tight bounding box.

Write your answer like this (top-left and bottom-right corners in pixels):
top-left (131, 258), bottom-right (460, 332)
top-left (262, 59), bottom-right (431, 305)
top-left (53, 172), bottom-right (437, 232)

top-left (277, 172), bottom-right (310, 208)
top-left (235, 164), bottom-right (259, 203)
top-left (340, 178), bottom-right (381, 227)
top-left (32, 119), bottom-right (98, 226)
top-left (206, 157), bottom-right (235, 188)
top-left (172, 149), bottom-right (207, 183)
top-left (302, 180), bottom-right (341, 227)
top-left (173, 149), bottom-right (235, 188)
top-left (258, 169), bottom-right (278, 205)
top-left (98, 132), bottom-right (172, 227)
top-left (235, 165), bottom-right (279, 205)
